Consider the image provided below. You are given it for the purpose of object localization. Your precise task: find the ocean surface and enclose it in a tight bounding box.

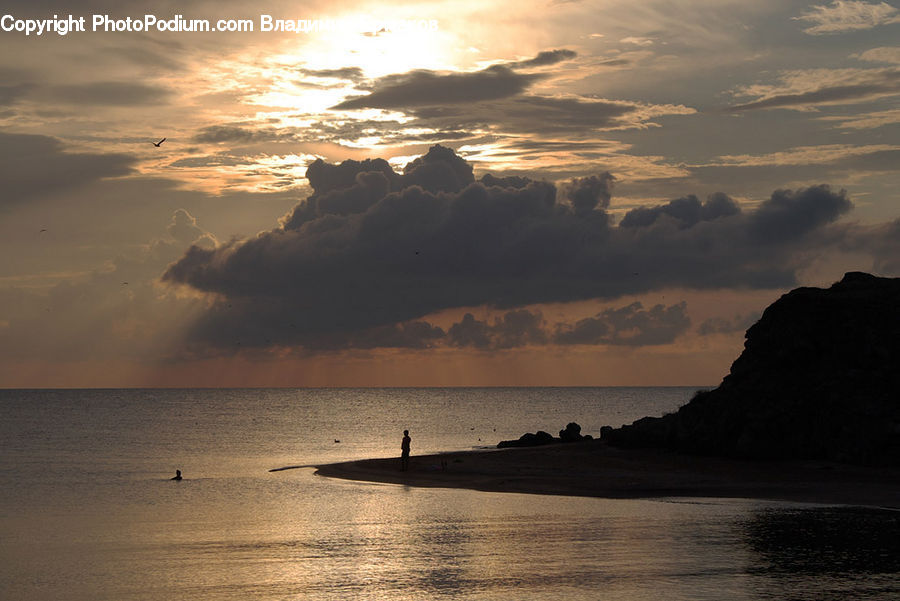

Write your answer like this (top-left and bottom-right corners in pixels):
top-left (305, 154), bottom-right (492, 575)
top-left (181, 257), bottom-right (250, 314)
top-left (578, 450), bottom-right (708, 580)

top-left (1, 387), bottom-right (897, 601)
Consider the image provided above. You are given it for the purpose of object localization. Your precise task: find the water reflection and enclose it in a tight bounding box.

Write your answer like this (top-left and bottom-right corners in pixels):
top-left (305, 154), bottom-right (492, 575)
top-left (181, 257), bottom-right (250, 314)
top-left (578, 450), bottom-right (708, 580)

top-left (745, 506), bottom-right (900, 574)
top-left (743, 506), bottom-right (900, 600)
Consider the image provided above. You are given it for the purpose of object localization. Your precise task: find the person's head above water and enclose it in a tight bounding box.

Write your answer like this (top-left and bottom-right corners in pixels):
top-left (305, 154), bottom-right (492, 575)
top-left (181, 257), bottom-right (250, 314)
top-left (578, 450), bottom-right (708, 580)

top-left (172, 469), bottom-right (182, 480)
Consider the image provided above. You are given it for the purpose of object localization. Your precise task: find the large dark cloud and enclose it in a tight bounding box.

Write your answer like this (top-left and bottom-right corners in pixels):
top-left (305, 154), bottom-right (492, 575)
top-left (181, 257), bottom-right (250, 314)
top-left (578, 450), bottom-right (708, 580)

top-left (330, 49), bottom-right (578, 111)
top-left (332, 64), bottom-right (541, 110)
top-left (620, 192), bottom-right (740, 228)
top-left (163, 145), bottom-right (864, 351)
top-left (748, 185), bottom-right (851, 243)
top-left (0, 131), bottom-right (136, 207)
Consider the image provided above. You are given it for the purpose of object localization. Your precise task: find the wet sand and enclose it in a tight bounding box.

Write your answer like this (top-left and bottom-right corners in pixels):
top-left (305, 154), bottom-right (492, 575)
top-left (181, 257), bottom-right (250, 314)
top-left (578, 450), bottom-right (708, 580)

top-left (310, 440), bottom-right (900, 507)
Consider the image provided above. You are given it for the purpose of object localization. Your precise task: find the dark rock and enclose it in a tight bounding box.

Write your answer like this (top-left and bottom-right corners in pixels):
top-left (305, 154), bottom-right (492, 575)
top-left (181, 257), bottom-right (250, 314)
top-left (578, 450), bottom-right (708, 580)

top-left (498, 430), bottom-right (556, 448)
top-left (604, 272), bottom-right (900, 465)
top-left (559, 422), bottom-right (584, 442)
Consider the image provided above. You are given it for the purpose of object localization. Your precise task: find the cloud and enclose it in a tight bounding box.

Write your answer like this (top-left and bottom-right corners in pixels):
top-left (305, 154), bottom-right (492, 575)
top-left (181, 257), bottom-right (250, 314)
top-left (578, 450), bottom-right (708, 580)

top-left (404, 95), bottom-right (694, 135)
top-left (40, 81), bottom-right (172, 106)
top-left (820, 108), bottom-right (900, 129)
top-left (620, 192), bottom-right (739, 229)
top-left (332, 64), bottom-right (541, 110)
top-left (299, 66), bottom-right (366, 82)
top-left (620, 36), bottom-right (654, 46)
top-left (795, 1), bottom-right (900, 34)
top-left (448, 310), bottom-right (548, 349)
top-left (728, 69), bottom-right (900, 111)
top-left (554, 302), bottom-right (690, 346)
top-left (0, 209), bottom-right (213, 361)
top-left (0, 83), bottom-right (33, 106)
top-left (508, 49), bottom-right (577, 69)
top-left (838, 217), bottom-right (900, 274)
top-left (0, 132), bottom-right (135, 208)
top-left (193, 125), bottom-right (294, 144)
top-left (561, 173), bottom-right (616, 216)
top-left (855, 46), bottom-right (900, 64)
top-left (162, 146), bottom-right (868, 352)
top-left (167, 208), bottom-right (218, 249)
top-left (697, 312), bottom-right (759, 336)
top-left (749, 185), bottom-right (852, 243)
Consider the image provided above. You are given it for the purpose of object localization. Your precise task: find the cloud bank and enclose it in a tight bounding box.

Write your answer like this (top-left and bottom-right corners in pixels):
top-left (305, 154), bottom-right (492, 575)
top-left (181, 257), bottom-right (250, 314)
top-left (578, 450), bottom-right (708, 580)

top-left (161, 145), bottom-right (872, 353)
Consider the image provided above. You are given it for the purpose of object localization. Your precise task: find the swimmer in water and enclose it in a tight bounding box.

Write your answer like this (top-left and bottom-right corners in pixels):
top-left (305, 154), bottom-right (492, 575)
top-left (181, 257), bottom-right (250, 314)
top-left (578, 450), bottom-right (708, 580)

top-left (171, 469), bottom-right (182, 481)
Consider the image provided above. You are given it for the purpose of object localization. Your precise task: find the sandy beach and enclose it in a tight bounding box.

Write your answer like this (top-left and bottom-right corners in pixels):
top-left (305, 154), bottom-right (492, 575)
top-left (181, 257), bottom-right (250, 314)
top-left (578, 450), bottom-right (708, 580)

top-left (311, 440), bottom-right (900, 508)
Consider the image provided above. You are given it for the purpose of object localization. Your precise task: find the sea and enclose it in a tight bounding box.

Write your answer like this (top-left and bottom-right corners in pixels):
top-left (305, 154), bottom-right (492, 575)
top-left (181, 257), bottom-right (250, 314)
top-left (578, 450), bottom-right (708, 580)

top-left (1, 387), bottom-right (897, 601)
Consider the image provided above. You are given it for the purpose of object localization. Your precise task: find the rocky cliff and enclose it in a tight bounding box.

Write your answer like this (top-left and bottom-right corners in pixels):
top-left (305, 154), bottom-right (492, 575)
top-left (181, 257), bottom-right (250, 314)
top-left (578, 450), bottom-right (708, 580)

top-left (602, 272), bottom-right (900, 465)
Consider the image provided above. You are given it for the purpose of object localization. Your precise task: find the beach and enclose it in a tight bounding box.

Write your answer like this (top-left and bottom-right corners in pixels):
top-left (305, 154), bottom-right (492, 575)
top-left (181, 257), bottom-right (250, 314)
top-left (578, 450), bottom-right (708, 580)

top-left (314, 440), bottom-right (900, 508)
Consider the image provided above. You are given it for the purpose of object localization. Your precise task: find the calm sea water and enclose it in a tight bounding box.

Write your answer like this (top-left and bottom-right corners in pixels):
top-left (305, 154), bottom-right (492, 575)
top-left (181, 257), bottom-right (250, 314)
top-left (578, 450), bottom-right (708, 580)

top-left (1, 388), bottom-right (897, 601)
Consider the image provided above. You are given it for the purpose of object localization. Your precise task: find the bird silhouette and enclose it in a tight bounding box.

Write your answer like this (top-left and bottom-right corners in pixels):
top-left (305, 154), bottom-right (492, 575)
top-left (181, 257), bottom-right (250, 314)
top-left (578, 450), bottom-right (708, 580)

top-left (153, 138), bottom-right (166, 147)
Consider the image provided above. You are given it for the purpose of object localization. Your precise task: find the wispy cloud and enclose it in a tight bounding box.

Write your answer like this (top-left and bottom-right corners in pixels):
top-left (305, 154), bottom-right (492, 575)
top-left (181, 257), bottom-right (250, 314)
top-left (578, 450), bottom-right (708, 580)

top-left (795, 1), bottom-right (900, 34)
top-left (728, 68), bottom-right (900, 111)
top-left (854, 46), bottom-right (900, 63)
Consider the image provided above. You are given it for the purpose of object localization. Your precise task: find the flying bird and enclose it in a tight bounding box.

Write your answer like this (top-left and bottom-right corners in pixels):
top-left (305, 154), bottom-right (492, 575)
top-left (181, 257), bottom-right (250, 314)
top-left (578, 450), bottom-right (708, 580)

top-left (152, 137), bottom-right (166, 147)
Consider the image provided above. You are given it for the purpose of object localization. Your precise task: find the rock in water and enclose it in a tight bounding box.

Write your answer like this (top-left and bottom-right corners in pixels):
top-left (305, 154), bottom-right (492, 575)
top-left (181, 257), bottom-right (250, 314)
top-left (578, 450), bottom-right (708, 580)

top-left (603, 272), bottom-right (900, 465)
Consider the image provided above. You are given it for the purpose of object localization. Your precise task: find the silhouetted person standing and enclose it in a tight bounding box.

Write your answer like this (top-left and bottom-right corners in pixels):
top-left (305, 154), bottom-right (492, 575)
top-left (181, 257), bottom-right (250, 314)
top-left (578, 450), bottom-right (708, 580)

top-left (401, 430), bottom-right (411, 471)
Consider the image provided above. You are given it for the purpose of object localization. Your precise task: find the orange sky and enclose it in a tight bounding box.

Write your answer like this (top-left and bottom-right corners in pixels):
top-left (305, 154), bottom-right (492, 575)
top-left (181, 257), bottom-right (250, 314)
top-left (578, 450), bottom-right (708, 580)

top-left (1, 0), bottom-right (898, 386)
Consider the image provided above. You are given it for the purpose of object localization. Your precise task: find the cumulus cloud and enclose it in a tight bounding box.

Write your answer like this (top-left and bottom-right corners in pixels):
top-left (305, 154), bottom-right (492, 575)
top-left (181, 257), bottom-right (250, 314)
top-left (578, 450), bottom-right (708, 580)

top-left (161, 145), bottom-right (870, 353)
top-left (795, 1), bottom-right (900, 35)
top-left (554, 302), bottom-right (691, 346)
top-left (561, 173), bottom-right (615, 216)
top-left (167, 208), bottom-right (218, 249)
top-left (748, 185), bottom-right (852, 243)
top-left (448, 310), bottom-right (548, 349)
top-left (620, 192), bottom-right (739, 229)
top-left (0, 132), bottom-right (135, 208)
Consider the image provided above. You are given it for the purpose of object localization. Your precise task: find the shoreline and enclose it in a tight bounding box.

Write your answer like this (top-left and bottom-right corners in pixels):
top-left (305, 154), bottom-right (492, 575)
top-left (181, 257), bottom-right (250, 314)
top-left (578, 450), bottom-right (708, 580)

top-left (306, 441), bottom-right (900, 508)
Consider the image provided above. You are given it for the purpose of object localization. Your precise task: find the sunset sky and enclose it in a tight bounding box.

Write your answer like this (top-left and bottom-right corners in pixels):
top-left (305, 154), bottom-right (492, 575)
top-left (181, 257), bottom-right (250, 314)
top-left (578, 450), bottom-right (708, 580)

top-left (1, 0), bottom-right (898, 387)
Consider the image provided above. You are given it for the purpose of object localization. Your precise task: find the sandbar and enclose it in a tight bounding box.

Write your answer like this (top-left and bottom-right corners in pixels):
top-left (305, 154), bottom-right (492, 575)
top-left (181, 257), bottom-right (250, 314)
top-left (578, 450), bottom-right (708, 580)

top-left (309, 440), bottom-right (900, 508)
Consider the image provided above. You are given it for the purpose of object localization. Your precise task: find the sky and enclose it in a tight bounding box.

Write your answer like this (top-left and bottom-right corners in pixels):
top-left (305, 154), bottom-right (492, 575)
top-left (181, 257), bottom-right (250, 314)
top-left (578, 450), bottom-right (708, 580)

top-left (0, 0), bottom-right (898, 387)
